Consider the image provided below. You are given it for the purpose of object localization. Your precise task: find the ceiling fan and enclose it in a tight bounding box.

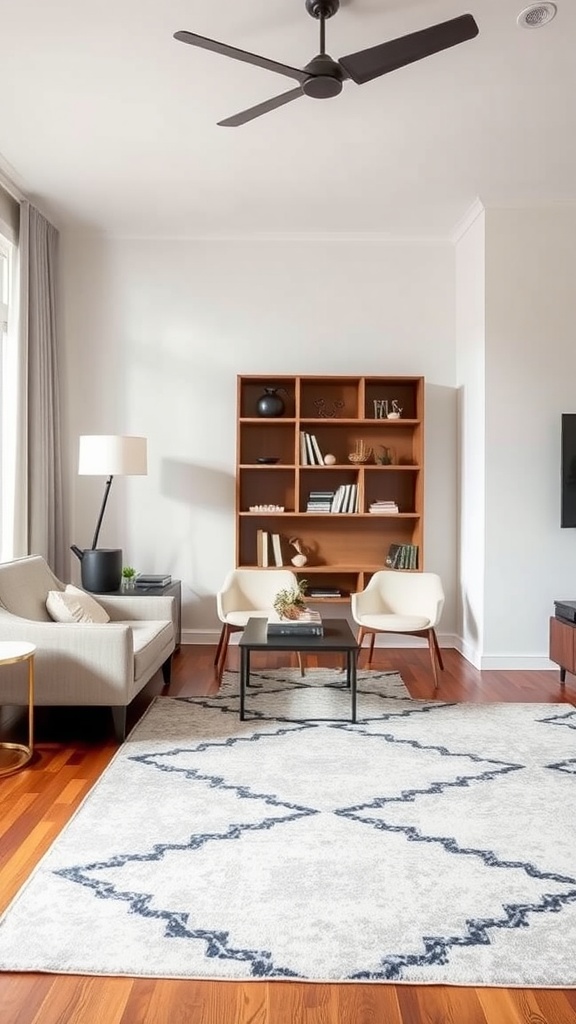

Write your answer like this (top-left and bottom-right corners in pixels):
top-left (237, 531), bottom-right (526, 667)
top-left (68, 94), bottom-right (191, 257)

top-left (174, 0), bottom-right (479, 128)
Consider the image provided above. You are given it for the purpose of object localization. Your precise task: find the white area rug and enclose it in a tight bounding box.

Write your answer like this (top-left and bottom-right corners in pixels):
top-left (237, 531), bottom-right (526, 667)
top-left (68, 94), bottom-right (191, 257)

top-left (1, 668), bottom-right (575, 985)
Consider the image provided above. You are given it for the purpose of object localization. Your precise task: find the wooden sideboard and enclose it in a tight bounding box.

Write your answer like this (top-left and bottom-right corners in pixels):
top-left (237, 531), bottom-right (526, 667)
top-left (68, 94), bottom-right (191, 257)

top-left (549, 615), bottom-right (574, 684)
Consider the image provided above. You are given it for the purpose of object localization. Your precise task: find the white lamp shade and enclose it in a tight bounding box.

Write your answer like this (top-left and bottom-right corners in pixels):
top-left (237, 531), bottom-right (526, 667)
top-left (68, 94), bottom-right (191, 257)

top-left (78, 435), bottom-right (148, 476)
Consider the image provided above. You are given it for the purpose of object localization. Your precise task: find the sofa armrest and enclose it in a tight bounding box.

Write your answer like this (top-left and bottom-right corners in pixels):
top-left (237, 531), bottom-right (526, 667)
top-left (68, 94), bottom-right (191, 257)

top-left (97, 595), bottom-right (175, 622)
top-left (0, 608), bottom-right (132, 660)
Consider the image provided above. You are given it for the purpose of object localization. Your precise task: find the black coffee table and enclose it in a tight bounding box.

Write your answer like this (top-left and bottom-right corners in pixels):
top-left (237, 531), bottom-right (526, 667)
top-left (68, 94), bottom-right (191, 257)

top-left (238, 617), bottom-right (359, 722)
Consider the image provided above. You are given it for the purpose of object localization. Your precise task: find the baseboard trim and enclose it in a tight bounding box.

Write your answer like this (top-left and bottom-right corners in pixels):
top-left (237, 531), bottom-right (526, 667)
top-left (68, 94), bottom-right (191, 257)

top-left (479, 655), bottom-right (557, 671)
top-left (181, 628), bottom-right (556, 672)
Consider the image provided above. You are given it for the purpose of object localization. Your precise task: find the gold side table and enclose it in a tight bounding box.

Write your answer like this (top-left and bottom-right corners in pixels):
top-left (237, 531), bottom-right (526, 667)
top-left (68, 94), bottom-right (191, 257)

top-left (0, 641), bottom-right (36, 777)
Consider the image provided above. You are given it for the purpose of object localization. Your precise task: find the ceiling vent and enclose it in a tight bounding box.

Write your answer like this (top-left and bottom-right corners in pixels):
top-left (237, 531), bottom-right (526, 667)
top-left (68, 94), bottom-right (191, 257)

top-left (517, 3), bottom-right (557, 28)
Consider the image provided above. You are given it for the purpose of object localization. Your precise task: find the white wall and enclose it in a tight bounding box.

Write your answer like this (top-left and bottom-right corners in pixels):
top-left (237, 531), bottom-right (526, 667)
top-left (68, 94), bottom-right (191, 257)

top-left (482, 207), bottom-right (576, 666)
top-left (61, 236), bottom-right (457, 641)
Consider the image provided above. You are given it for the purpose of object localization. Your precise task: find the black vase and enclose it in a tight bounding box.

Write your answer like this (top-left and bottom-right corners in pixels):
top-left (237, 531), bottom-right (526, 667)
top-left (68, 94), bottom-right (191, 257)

top-left (256, 387), bottom-right (286, 418)
top-left (80, 549), bottom-right (122, 593)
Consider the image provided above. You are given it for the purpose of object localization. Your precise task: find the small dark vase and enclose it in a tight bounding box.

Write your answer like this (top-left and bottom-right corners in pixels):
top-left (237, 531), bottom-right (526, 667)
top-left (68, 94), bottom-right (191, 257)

top-left (256, 387), bottom-right (286, 418)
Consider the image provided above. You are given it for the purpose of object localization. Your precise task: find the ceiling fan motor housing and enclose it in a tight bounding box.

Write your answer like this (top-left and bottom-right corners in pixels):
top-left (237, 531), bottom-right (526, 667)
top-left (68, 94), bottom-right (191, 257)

top-left (303, 54), bottom-right (344, 97)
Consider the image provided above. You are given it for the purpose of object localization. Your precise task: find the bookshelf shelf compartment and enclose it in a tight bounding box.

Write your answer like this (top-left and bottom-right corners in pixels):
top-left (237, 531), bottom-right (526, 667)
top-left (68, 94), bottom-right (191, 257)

top-left (236, 375), bottom-right (424, 592)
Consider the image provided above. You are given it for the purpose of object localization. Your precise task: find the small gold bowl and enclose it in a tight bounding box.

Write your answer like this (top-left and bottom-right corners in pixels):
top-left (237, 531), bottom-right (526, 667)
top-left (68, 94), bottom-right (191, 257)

top-left (348, 451), bottom-right (372, 464)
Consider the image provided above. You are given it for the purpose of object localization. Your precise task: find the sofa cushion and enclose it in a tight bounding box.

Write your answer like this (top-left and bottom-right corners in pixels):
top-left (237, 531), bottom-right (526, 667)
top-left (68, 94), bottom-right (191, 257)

top-left (46, 585), bottom-right (110, 624)
top-left (118, 619), bottom-right (174, 684)
top-left (0, 554), bottom-right (62, 621)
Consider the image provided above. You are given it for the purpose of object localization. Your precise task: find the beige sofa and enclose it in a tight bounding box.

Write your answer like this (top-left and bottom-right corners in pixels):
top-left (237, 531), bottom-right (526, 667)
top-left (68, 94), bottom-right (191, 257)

top-left (0, 555), bottom-right (176, 739)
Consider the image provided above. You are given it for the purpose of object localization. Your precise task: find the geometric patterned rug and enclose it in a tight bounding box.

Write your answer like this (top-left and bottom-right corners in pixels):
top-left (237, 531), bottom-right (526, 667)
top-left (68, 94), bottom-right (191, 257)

top-left (0, 668), bottom-right (575, 986)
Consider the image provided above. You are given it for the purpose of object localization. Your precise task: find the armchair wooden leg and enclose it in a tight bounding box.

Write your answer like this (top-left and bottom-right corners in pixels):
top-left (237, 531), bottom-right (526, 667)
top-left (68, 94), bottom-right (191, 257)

top-left (431, 628), bottom-right (444, 671)
top-left (214, 624), bottom-right (226, 666)
top-left (216, 623), bottom-right (233, 683)
top-left (297, 652), bottom-right (305, 677)
top-left (367, 631), bottom-right (376, 667)
top-left (427, 628), bottom-right (440, 690)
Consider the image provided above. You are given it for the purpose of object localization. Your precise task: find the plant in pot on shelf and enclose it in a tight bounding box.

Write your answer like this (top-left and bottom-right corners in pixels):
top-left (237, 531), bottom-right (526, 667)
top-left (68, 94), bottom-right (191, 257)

top-left (121, 566), bottom-right (137, 591)
top-left (273, 578), bottom-right (308, 620)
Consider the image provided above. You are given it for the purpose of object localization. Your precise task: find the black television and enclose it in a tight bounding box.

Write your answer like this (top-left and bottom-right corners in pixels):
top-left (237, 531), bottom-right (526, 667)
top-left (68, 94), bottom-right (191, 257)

top-left (561, 413), bottom-right (576, 527)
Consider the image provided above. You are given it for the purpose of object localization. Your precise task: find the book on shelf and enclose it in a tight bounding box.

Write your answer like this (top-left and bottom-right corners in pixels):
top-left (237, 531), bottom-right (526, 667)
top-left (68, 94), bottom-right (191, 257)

top-left (266, 610), bottom-right (323, 636)
top-left (299, 431), bottom-right (308, 466)
top-left (136, 574), bottom-right (172, 587)
top-left (271, 532), bottom-right (283, 567)
top-left (307, 587), bottom-right (342, 598)
top-left (331, 484), bottom-right (348, 513)
top-left (330, 485), bottom-right (345, 513)
top-left (305, 433), bottom-right (319, 466)
top-left (300, 431), bottom-right (324, 466)
top-left (337, 483), bottom-right (358, 513)
top-left (256, 529), bottom-right (270, 567)
top-left (309, 434), bottom-right (324, 466)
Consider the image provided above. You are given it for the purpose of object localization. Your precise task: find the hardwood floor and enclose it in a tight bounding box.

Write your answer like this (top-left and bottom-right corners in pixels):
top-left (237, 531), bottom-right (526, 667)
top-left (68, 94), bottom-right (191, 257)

top-left (1, 644), bottom-right (575, 1024)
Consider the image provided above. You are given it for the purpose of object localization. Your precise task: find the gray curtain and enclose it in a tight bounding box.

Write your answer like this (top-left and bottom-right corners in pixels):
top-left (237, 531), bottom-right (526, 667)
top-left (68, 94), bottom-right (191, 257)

top-left (20, 201), bottom-right (67, 579)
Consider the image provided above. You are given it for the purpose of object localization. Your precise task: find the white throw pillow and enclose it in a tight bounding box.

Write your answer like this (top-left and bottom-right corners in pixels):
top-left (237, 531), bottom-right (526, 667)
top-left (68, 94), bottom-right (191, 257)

top-left (46, 584), bottom-right (110, 624)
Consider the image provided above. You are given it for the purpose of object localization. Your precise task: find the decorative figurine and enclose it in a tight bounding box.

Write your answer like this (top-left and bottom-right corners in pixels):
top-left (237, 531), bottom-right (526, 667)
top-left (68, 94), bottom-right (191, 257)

top-left (289, 537), bottom-right (308, 568)
top-left (387, 400), bottom-right (403, 420)
top-left (314, 398), bottom-right (345, 419)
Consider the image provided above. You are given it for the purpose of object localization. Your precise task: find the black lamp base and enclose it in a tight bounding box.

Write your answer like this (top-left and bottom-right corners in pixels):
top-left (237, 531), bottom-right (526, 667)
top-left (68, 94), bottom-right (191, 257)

top-left (78, 549), bottom-right (122, 593)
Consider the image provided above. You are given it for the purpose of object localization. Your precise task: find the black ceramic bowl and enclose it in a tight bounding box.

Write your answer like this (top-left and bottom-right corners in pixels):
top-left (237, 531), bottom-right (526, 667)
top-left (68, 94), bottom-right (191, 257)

top-left (256, 457), bottom-right (280, 464)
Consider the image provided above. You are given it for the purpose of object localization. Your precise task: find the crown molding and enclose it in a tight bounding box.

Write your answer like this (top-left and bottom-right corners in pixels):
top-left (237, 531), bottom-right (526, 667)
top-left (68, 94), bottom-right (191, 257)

top-left (68, 229), bottom-right (454, 245)
top-left (0, 154), bottom-right (27, 202)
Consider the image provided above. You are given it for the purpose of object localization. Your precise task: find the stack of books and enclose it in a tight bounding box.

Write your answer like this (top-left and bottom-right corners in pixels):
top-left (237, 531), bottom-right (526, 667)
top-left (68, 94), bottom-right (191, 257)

top-left (266, 610), bottom-right (323, 636)
top-left (307, 586), bottom-right (342, 598)
top-left (136, 574), bottom-right (172, 588)
top-left (369, 500), bottom-right (399, 514)
top-left (385, 544), bottom-right (419, 570)
top-left (306, 490), bottom-right (334, 512)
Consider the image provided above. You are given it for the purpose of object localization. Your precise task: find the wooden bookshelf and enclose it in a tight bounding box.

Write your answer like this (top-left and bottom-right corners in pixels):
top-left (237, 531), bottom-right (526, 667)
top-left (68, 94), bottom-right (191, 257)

top-left (236, 375), bottom-right (425, 601)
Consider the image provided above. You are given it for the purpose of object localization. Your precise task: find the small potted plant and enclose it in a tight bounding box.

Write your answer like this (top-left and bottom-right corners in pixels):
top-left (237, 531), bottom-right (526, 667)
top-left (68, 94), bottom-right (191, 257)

top-left (273, 578), bottom-right (308, 620)
top-left (121, 566), bottom-right (137, 591)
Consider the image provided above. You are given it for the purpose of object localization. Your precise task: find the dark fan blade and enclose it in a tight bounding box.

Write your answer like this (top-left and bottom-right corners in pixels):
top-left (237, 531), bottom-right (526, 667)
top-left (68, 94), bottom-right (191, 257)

top-left (174, 31), bottom-right (308, 84)
top-left (338, 13), bottom-right (479, 85)
top-left (218, 87), bottom-right (303, 127)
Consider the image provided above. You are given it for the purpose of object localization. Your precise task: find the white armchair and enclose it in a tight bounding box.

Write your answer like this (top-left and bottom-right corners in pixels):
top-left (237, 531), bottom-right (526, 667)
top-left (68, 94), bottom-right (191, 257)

top-left (351, 570), bottom-right (445, 688)
top-left (215, 568), bottom-right (304, 681)
top-left (0, 555), bottom-right (176, 739)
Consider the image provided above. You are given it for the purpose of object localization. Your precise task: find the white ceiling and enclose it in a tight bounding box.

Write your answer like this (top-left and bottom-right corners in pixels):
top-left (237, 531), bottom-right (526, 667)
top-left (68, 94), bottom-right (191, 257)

top-left (1, 0), bottom-right (575, 238)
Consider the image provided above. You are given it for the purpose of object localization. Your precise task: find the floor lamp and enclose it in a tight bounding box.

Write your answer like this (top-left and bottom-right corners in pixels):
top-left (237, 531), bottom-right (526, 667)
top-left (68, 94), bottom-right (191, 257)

top-left (71, 435), bottom-right (148, 592)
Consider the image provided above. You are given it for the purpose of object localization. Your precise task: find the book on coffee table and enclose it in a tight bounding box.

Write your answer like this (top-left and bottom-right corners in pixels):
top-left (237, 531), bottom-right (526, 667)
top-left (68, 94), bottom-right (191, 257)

top-left (266, 610), bottom-right (323, 637)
